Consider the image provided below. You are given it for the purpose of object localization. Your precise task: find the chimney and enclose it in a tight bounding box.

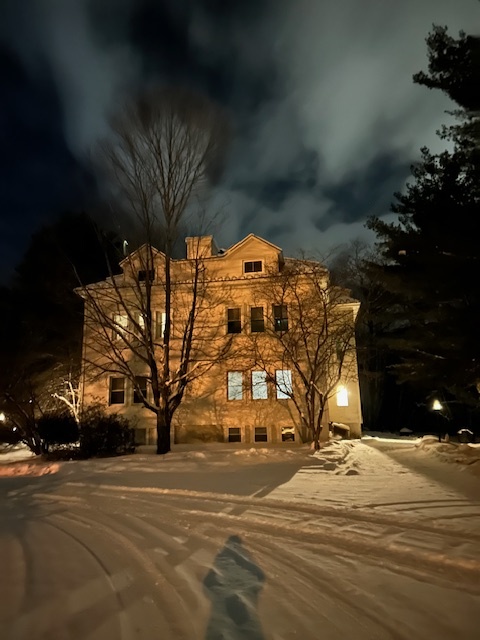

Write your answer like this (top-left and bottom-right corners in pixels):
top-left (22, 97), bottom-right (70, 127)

top-left (185, 236), bottom-right (217, 259)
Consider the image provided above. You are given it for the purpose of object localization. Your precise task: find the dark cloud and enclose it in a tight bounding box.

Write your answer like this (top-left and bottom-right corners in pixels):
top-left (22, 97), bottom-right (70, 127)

top-left (0, 0), bottom-right (478, 281)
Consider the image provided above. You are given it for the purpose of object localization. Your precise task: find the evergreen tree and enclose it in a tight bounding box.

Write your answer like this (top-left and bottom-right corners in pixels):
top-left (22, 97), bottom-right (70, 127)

top-left (367, 26), bottom-right (480, 407)
top-left (0, 212), bottom-right (118, 451)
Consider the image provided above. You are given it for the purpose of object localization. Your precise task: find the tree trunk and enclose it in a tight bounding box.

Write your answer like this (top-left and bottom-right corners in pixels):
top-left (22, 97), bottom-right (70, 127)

top-left (313, 425), bottom-right (323, 450)
top-left (156, 411), bottom-right (171, 454)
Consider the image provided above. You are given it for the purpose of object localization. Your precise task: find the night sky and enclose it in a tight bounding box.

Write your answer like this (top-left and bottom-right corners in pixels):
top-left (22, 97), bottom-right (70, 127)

top-left (1, 0), bottom-right (478, 282)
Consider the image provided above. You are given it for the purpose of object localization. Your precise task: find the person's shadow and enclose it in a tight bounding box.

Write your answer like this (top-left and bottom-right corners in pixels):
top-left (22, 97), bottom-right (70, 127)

top-left (203, 535), bottom-right (266, 640)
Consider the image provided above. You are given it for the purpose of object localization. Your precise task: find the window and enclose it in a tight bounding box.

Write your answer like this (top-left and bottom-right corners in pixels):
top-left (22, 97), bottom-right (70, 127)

top-left (133, 313), bottom-right (145, 337)
top-left (113, 314), bottom-right (128, 340)
top-left (227, 308), bottom-right (241, 334)
top-left (336, 341), bottom-right (343, 362)
top-left (273, 304), bottom-right (288, 332)
top-left (109, 377), bottom-right (125, 404)
top-left (275, 370), bottom-right (292, 399)
top-left (336, 385), bottom-right (349, 407)
top-left (252, 371), bottom-right (268, 400)
top-left (133, 376), bottom-right (148, 404)
top-left (250, 307), bottom-right (265, 333)
top-left (138, 269), bottom-right (155, 283)
top-left (228, 427), bottom-right (242, 443)
top-left (155, 311), bottom-right (166, 339)
top-left (244, 261), bottom-right (262, 273)
top-left (254, 427), bottom-right (268, 442)
top-left (281, 427), bottom-right (295, 442)
top-left (227, 372), bottom-right (243, 401)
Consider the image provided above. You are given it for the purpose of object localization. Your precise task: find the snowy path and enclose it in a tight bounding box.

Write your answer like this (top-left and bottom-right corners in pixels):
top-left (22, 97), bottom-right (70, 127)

top-left (1, 441), bottom-right (479, 639)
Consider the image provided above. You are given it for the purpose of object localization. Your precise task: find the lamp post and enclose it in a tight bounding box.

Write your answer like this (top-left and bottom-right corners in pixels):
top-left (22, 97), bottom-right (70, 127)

top-left (432, 399), bottom-right (444, 442)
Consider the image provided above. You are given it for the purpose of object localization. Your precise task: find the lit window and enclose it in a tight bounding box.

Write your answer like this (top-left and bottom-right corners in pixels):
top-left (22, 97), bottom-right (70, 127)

top-left (133, 376), bottom-right (148, 404)
top-left (109, 377), bottom-right (125, 404)
top-left (227, 308), bottom-right (241, 334)
top-left (252, 371), bottom-right (268, 400)
top-left (228, 427), bottom-right (242, 443)
top-left (250, 307), bottom-right (265, 333)
top-left (244, 261), bottom-right (262, 273)
top-left (275, 370), bottom-right (292, 399)
top-left (138, 269), bottom-right (155, 283)
top-left (336, 385), bottom-right (348, 407)
top-left (254, 427), bottom-right (268, 442)
top-left (113, 314), bottom-right (128, 340)
top-left (133, 313), bottom-right (146, 338)
top-left (227, 372), bottom-right (243, 401)
top-left (155, 311), bottom-right (166, 339)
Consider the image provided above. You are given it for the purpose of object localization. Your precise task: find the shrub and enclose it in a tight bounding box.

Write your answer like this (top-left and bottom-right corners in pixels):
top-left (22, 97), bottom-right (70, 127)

top-left (79, 412), bottom-right (135, 457)
top-left (37, 413), bottom-right (79, 452)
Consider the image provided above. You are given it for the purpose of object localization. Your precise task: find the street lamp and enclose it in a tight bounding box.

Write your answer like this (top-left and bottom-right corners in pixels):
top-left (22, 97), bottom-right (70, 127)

top-left (431, 398), bottom-right (445, 441)
top-left (0, 412), bottom-right (5, 422)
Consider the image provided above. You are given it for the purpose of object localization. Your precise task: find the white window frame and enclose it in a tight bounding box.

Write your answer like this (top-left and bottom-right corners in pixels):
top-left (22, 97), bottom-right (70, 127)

top-left (133, 376), bottom-right (148, 404)
top-left (155, 311), bottom-right (167, 340)
top-left (113, 314), bottom-right (128, 340)
top-left (275, 370), bottom-right (292, 399)
top-left (109, 377), bottom-right (125, 405)
top-left (227, 371), bottom-right (243, 401)
top-left (252, 371), bottom-right (268, 400)
top-left (250, 306), bottom-right (265, 333)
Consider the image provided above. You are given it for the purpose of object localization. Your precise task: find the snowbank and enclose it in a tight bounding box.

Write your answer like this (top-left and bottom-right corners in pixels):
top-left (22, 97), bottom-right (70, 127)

top-left (416, 436), bottom-right (480, 474)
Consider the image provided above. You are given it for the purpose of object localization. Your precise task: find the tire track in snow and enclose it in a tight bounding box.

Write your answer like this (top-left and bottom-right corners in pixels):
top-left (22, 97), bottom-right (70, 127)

top-left (38, 486), bottom-right (480, 587)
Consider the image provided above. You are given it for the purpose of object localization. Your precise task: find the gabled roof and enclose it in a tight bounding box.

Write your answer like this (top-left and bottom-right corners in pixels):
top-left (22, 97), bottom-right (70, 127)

top-left (223, 233), bottom-right (282, 256)
top-left (119, 243), bottom-right (165, 268)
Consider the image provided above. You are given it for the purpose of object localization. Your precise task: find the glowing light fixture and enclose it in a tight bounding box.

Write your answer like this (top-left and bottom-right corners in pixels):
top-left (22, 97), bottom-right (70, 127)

top-left (432, 399), bottom-right (443, 411)
top-left (0, 412), bottom-right (5, 422)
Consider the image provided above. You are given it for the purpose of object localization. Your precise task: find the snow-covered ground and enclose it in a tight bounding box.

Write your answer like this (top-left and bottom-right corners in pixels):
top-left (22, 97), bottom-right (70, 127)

top-left (1, 437), bottom-right (479, 639)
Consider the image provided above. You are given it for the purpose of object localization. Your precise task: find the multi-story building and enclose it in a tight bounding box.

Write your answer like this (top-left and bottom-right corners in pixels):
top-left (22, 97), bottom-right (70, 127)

top-left (78, 234), bottom-right (362, 445)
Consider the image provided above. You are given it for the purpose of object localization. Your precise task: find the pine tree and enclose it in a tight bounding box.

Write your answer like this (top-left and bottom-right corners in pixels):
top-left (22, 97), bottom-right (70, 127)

top-left (367, 26), bottom-right (480, 406)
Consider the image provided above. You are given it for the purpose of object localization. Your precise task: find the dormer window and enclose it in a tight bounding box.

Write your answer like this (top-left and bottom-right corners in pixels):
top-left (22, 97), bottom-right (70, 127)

top-left (138, 269), bottom-right (155, 283)
top-left (244, 260), bottom-right (262, 274)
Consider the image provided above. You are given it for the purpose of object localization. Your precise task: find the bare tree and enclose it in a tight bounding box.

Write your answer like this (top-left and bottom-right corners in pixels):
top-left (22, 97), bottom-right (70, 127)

top-left (250, 258), bottom-right (360, 449)
top-left (78, 88), bottom-right (229, 454)
top-left (2, 363), bottom-right (78, 454)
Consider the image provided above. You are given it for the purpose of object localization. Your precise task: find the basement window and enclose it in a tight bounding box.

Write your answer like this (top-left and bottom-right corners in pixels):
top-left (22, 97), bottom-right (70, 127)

top-left (281, 427), bottom-right (295, 442)
top-left (228, 427), bottom-right (242, 443)
top-left (254, 427), bottom-right (268, 442)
